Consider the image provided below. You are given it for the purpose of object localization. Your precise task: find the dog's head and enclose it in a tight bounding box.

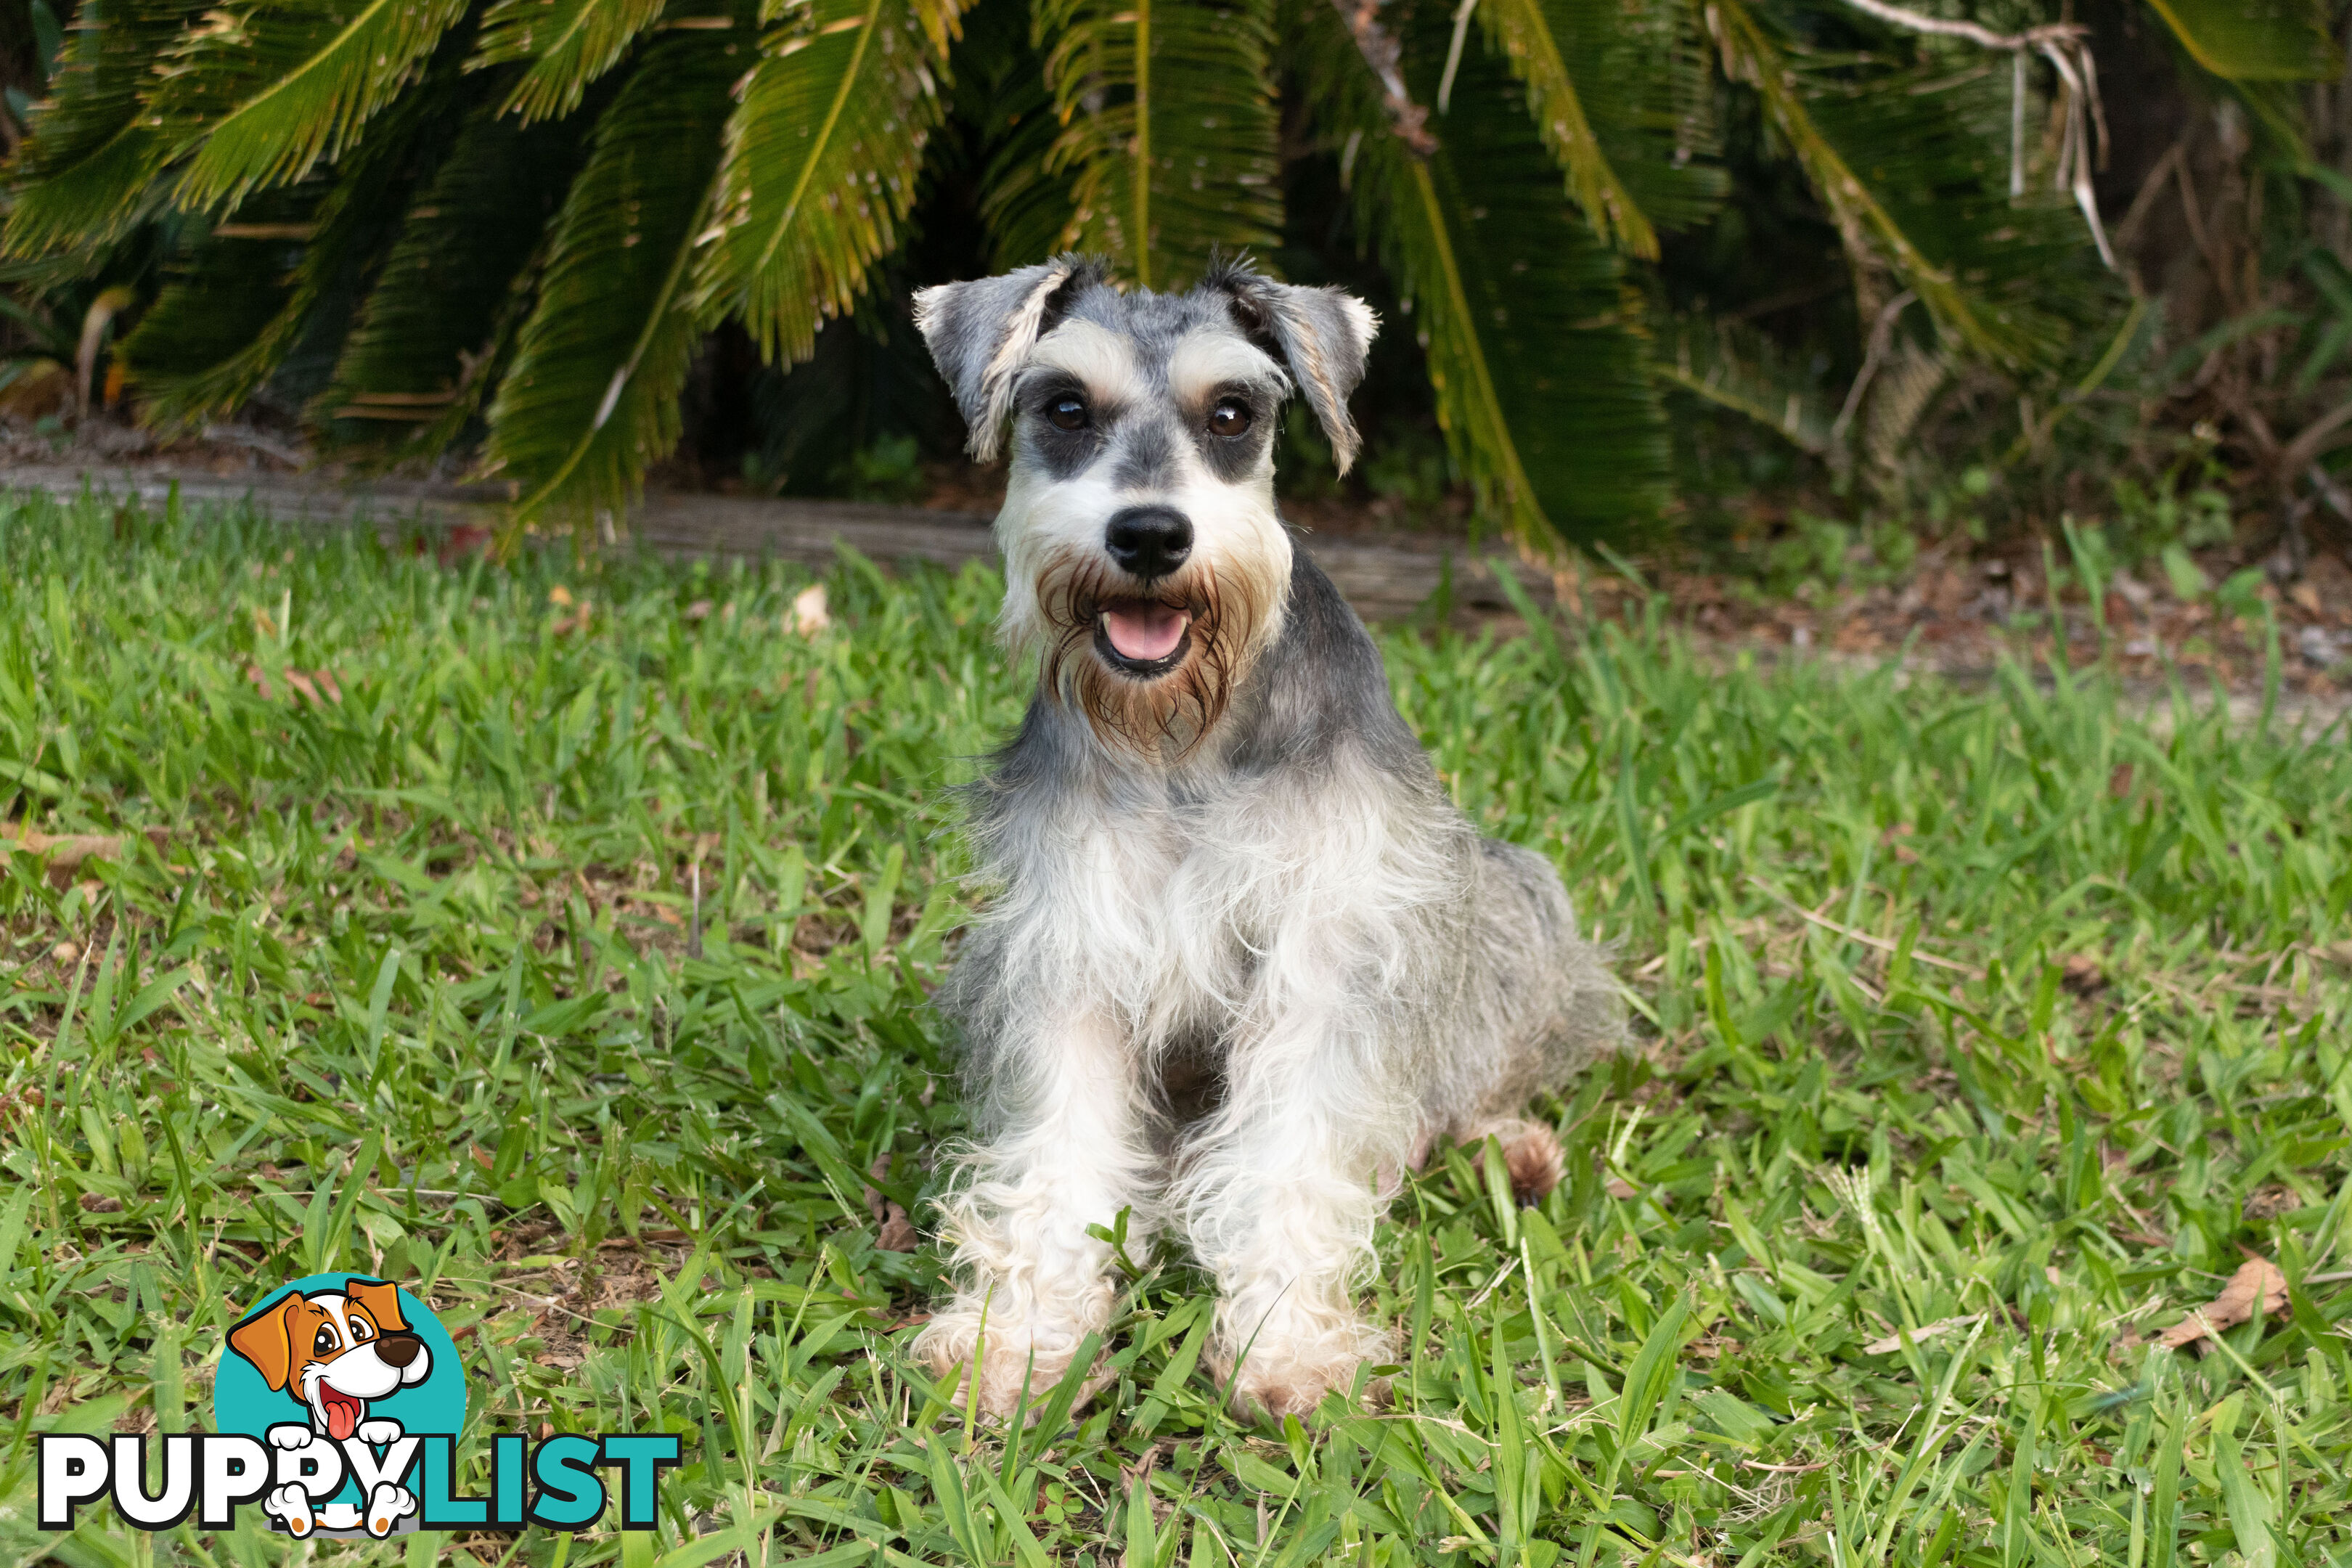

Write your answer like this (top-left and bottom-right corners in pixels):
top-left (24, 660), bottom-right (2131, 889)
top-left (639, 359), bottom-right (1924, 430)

top-left (226, 1278), bottom-right (431, 1442)
top-left (915, 256), bottom-right (1377, 754)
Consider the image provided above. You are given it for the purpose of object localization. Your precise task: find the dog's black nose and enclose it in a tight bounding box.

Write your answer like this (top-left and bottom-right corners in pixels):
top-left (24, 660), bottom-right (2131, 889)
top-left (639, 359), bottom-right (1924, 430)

top-left (1105, 506), bottom-right (1192, 584)
top-left (375, 1333), bottom-right (422, 1368)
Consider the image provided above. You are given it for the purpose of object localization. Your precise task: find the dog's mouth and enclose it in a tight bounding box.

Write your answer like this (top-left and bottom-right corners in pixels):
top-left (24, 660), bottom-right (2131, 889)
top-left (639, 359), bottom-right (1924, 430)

top-left (1095, 600), bottom-right (1191, 676)
top-left (317, 1385), bottom-right (364, 1442)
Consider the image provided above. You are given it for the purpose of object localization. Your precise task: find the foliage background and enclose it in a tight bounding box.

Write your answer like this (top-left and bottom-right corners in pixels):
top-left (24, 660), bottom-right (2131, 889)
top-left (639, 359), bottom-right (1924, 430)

top-left (0, 0), bottom-right (2343, 570)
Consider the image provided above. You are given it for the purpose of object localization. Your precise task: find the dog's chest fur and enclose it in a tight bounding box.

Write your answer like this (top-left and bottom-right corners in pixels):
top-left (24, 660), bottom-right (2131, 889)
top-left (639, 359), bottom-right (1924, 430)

top-left (953, 550), bottom-right (1475, 1082)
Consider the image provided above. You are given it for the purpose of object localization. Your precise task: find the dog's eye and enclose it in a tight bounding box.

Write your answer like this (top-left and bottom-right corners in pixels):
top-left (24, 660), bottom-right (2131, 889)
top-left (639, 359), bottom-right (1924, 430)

top-left (1047, 396), bottom-right (1087, 432)
top-left (1208, 399), bottom-right (1251, 438)
top-left (314, 1326), bottom-right (338, 1354)
top-left (350, 1319), bottom-right (371, 1340)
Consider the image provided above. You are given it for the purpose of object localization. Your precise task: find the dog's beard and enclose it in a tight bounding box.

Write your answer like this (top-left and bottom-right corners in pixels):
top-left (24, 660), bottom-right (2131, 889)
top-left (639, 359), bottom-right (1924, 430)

top-left (1029, 548), bottom-right (1275, 756)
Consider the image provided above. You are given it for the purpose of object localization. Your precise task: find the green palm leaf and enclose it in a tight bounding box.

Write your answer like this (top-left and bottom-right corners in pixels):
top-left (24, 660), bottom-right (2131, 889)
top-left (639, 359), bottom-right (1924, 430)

top-left (1, 0), bottom-right (199, 261)
top-left (689, 0), bottom-right (966, 364)
top-left (163, 0), bottom-right (472, 212)
top-left (123, 87), bottom-right (452, 428)
top-left (468, 0), bottom-right (669, 123)
top-left (1311, 0), bottom-right (1670, 550)
top-left (1034, 0), bottom-right (1280, 289)
top-left (1710, 0), bottom-right (2031, 369)
top-left (483, 26), bottom-right (739, 520)
top-left (950, 0), bottom-right (1077, 268)
top-left (1652, 313), bottom-right (1834, 455)
top-left (325, 99), bottom-right (593, 452)
top-left (2141, 0), bottom-right (2340, 82)
top-left (1791, 39), bottom-right (2110, 377)
top-left (1461, 0), bottom-right (1724, 257)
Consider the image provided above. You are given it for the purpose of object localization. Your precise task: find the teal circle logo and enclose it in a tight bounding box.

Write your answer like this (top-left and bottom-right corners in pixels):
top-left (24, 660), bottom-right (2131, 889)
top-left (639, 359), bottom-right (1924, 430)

top-left (214, 1275), bottom-right (464, 1538)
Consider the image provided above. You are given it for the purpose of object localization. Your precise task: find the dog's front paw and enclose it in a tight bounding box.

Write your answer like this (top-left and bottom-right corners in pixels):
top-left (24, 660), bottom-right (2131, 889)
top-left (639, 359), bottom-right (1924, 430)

top-left (356, 1418), bottom-right (405, 1446)
top-left (1210, 1317), bottom-right (1394, 1424)
top-left (265, 1484), bottom-right (316, 1537)
top-left (912, 1305), bottom-right (1105, 1422)
top-left (364, 1483), bottom-right (417, 1538)
top-left (266, 1423), bottom-right (317, 1452)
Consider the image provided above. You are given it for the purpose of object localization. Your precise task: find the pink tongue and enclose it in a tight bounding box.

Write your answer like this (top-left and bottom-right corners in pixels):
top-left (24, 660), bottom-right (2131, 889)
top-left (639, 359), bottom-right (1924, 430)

top-left (1103, 604), bottom-right (1188, 662)
top-left (325, 1398), bottom-right (359, 1442)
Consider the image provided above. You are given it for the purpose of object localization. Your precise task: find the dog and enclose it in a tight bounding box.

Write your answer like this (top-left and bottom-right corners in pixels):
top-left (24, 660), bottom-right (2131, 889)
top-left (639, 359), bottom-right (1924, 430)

top-left (226, 1277), bottom-right (427, 1536)
top-left (907, 256), bottom-right (1621, 1421)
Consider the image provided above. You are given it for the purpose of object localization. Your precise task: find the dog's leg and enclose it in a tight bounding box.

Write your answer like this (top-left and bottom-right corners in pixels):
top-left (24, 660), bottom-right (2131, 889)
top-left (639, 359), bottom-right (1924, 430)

top-left (914, 1010), bottom-right (1151, 1421)
top-left (1179, 1008), bottom-right (1403, 1422)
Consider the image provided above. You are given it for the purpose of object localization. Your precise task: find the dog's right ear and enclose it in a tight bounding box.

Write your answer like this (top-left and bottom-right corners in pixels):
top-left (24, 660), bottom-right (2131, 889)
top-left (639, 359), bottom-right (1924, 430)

top-left (227, 1293), bottom-right (306, 1392)
top-left (914, 257), bottom-right (1104, 462)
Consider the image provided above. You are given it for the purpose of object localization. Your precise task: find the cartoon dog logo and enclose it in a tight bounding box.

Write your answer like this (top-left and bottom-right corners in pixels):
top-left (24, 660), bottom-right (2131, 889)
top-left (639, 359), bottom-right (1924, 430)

top-left (225, 1277), bottom-right (429, 1537)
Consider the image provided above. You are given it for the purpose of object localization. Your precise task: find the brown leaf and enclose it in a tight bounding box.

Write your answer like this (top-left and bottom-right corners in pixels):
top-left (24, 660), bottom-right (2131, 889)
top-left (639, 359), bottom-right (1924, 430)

top-left (4, 828), bottom-right (128, 888)
top-left (2156, 1255), bottom-right (2289, 1349)
top-left (78, 1193), bottom-right (124, 1213)
top-left (2243, 1186), bottom-right (2303, 1220)
top-left (1603, 1175), bottom-right (1638, 1199)
top-left (865, 1151), bottom-right (920, 1251)
top-left (791, 583), bottom-right (830, 636)
top-left (1861, 1312), bottom-right (1984, 1355)
top-left (2061, 953), bottom-right (2106, 994)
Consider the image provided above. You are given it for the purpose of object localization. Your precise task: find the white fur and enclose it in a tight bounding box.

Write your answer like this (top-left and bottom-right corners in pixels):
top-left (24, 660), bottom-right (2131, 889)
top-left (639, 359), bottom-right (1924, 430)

top-left (1165, 330), bottom-right (1289, 407)
top-left (1026, 320), bottom-right (1146, 407)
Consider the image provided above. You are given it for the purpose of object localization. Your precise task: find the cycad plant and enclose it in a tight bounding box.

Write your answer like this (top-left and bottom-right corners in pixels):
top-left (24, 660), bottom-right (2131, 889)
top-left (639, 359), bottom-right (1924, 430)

top-left (1, 0), bottom-right (2338, 552)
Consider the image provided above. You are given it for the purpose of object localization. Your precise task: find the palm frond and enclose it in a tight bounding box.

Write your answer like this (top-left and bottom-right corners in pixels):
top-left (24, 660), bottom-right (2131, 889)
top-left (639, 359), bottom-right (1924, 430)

top-left (468, 0), bottom-right (669, 123)
top-left (950, 0), bottom-right (1075, 268)
top-left (123, 85), bottom-right (456, 428)
top-left (163, 0), bottom-right (471, 212)
top-left (1310, 0), bottom-right (1670, 552)
top-left (689, 0), bottom-right (965, 364)
top-left (324, 99), bottom-right (592, 452)
top-left (113, 213), bottom-right (307, 425)
top-left (1, 0), bottom-right (199, 261)
top-left (2142, 0), bottom-right (2340, 82)
top-left (1706, 0), bottom-right (2082, 372)
top-left (483, 28), bottom-right (738, 520)
top-left (1651, 312), bottom-right (1834, 454)
top-left (1787, 30), bottom-right (2113, 375)
top-left (1036, 0), bottom-right (1281, 289)
top-left (1462, 0), bottom-right (1723, 256)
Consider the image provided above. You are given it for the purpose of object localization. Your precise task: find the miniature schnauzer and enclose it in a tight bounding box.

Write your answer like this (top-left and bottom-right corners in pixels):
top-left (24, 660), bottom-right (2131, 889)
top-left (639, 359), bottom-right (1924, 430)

top-left (909, 256), bottom-right (1620, 1421)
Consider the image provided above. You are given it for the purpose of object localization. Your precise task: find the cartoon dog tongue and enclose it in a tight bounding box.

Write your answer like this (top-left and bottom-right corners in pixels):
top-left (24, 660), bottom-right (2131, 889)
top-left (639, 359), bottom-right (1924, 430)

top-left (321, 1387), bottom-right (362, 1441)
top-left (1103, 603), bottom-right (1188, 663)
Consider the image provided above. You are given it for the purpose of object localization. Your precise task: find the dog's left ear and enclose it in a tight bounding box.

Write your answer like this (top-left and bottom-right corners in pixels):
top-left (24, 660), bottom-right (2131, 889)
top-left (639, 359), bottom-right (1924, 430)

top-left (1205, 262), bottom-right (1379, 474)
top-left (344, 1278), bottom-right (410, 1336)
top-left (226, 1293), bottom-right (306, 1392)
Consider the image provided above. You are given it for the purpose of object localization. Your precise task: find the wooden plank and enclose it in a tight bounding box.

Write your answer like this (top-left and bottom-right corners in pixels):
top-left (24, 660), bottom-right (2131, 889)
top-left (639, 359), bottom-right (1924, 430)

top-left (1, 465), bottom-right (1554, 623)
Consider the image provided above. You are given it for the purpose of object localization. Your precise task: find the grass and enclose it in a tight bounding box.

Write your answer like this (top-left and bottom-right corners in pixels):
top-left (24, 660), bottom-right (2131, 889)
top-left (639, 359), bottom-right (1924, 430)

top-left (2, 487), bottom-right (2351, 1568)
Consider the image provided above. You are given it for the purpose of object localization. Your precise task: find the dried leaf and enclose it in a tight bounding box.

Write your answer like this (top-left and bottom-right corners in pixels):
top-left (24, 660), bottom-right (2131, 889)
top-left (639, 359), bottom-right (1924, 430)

top-left (1862, 1312), bottom-right (1983, 1355)
top-left (2156, 1255), bottom-right (2287, 1349)
top-left (2, 829), bottom-right (128, 875)
top-left (791, 583), bottom-right (830, 636)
